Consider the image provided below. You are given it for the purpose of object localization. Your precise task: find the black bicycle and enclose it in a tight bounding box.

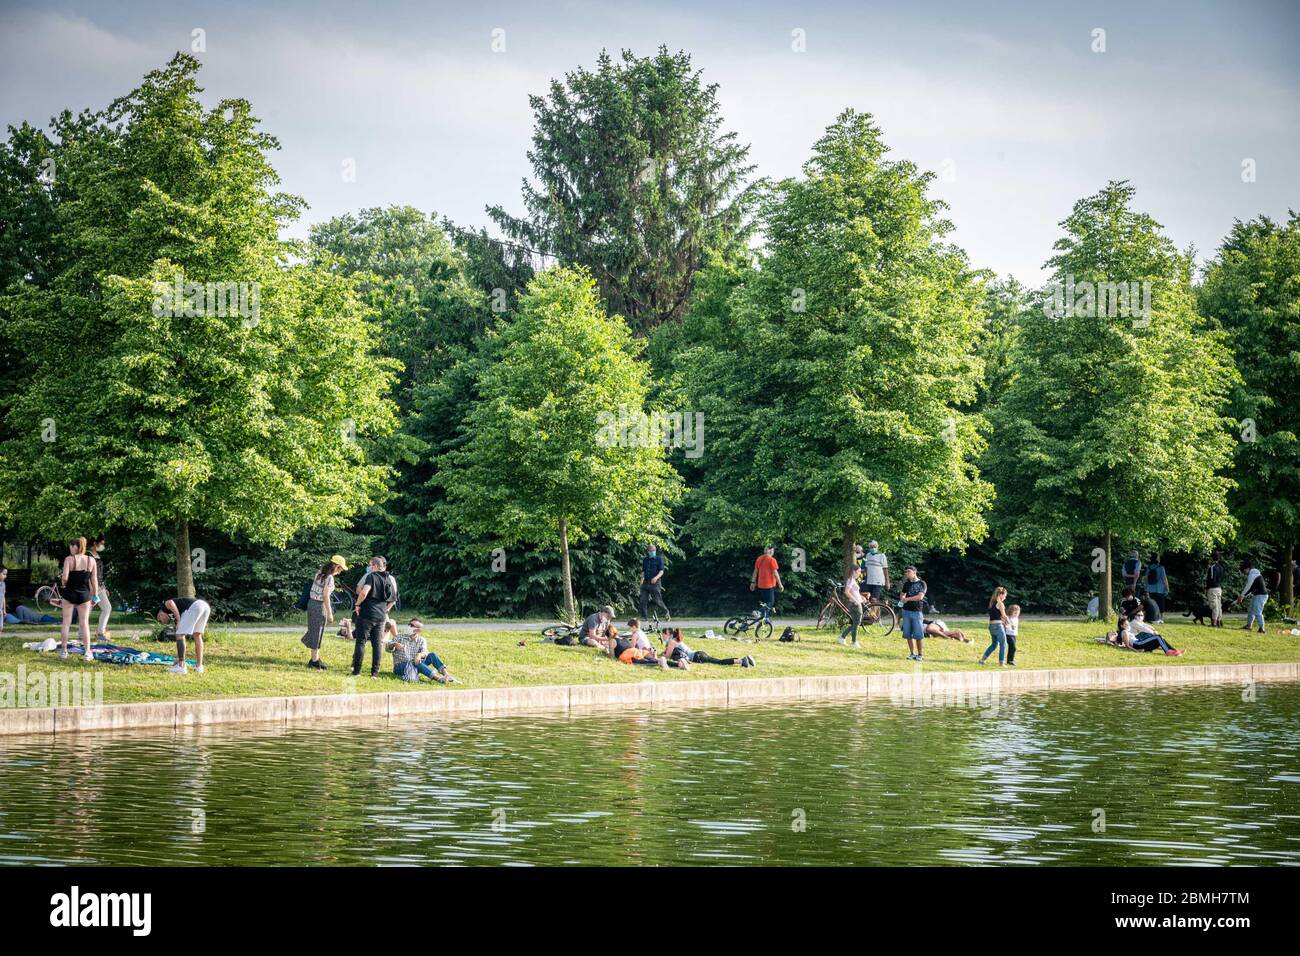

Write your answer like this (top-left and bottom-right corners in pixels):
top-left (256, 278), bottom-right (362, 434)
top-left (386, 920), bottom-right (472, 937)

top-left (723, 603), bottom-right (774, 641)
top-left (541, 621), bottom-right (582, 642)
top-left (330, 583), bottom-right (355, 613)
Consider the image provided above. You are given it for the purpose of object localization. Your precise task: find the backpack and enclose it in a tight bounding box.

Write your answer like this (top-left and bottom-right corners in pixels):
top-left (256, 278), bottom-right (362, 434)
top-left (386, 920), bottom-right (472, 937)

top-left (360, 571), bottom-right (399, 610)
top-left (1146, 565), bottom-right (1159, 585)
top-left (294, 577), bottom-right (313, 612)
top-left (779, 626), bottom-right (799, 643)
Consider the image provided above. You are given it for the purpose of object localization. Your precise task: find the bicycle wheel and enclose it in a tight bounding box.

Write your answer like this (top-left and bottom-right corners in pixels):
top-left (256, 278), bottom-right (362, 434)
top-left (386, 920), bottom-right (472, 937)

top-left (541, 624), bottom-right (574, 641)
top-left (753, 618), bottom-right (773, 640)
top-left (723, 616), bottom-right (745, 635)
top-left (815, 600), bottom-right (837, 629)
top-left (330, 585), bottom-right (354, 612)
top-left (34, 585), bottom-right (59, 615)
top-left (867, 602), bottom-right (897, 636)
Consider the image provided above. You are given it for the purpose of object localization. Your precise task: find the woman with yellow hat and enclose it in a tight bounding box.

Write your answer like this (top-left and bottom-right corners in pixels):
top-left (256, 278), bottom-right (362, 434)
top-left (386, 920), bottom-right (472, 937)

top-left (302, 554), bottom-right (348, 670)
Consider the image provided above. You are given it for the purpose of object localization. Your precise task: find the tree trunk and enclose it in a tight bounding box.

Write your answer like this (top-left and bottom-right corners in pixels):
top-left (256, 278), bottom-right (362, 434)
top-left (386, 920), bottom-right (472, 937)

top-left (559, 517), bottom-right (575, 624)
top-left (175, 518), bottom-right (195, 599)
top-left (841, 524), bottom-right (856, 579)
top-left (1099, 530), bottom-right (1112, 619)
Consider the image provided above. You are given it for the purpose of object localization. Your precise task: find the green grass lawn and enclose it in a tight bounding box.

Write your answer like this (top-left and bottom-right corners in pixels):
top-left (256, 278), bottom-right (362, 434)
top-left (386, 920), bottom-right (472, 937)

top-left (2, 618), bottom-right (1297, 706)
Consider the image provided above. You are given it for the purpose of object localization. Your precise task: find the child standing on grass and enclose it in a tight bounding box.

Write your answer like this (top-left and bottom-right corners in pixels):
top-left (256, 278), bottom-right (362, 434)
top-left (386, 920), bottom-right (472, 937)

top-left (1004, 605), bottom-right (1021, 666)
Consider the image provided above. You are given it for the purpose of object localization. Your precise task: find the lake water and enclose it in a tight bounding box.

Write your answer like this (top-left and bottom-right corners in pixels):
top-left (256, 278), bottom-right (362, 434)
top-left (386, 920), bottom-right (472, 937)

top-left (1, 683), bottom-right (1298, 866)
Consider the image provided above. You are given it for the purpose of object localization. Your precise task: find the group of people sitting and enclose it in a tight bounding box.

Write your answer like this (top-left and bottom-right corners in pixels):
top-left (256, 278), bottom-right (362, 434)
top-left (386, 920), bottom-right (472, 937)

top-left (552, 605), bottom-right (756, 669)
top-left (1103, 587), bottom-right (1185, 655)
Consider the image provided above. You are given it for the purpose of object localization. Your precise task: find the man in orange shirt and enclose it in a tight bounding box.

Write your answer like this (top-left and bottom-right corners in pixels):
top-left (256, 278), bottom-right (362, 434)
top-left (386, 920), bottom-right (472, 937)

top-left (750, 546), bottom-right (784, 619)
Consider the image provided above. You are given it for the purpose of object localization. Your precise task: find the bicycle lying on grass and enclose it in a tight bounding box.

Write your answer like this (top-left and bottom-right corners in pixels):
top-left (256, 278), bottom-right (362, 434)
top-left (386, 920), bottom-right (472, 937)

top-left (814, 578), bottom-right (897, 636)
top-left (541, 621), bottom-right (582, 642)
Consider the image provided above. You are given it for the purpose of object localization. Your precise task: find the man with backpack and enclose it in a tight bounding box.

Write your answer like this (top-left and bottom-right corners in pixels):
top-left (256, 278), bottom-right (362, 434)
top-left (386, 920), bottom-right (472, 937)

top-left (1122, 549), bottom-right (1143, 594)
top-left (1144, 556), bottom-right (1168, 620)
top-left (352, 556), bottom-right (399, 677)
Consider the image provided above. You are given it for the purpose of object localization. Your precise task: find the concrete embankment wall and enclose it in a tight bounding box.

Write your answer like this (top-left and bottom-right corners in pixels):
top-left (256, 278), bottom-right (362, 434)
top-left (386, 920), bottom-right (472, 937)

top-left (1, 661), bottom-right (1296, 737)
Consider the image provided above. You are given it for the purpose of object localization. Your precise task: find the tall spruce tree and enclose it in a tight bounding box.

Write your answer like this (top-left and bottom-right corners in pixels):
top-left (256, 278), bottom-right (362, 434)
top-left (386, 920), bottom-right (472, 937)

top-left (488, 47), bottom-right (759, 334)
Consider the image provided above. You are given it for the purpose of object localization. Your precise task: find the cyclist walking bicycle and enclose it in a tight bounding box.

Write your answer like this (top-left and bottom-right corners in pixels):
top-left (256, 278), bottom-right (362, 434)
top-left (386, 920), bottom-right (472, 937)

top-left (750, 546), bottom-right (784, 621)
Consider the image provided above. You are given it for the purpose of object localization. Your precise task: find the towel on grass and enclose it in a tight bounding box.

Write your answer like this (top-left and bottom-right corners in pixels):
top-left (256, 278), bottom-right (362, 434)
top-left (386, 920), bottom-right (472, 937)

top-left (23, 639), bottom-right (194, 666)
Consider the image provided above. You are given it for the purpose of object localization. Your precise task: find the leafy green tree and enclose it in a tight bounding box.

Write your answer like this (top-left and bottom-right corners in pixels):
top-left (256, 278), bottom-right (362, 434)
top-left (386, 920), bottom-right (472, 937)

top-left (0, 55), bottom-right (398, 596)
top-left (488, 47), bottom-right (759, 334)
top-left (990, 181), bottom-right (1238, 613)
top-left (973, 277), bottom-right (1026, 412)
top-left (310, 206), bottom-right (485, 410)
top-left (674, 109), bottom-right (992, 574)
top-left (1201, 212), bottom-right (1300, 606)
top-left (435, 266), bottom-right (682, 620)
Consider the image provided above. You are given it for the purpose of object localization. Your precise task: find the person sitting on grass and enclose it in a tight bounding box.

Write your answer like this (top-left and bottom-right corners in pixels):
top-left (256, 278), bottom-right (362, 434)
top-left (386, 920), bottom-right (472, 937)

top-left (385, 617), bottom-right (457, 683)
top-left (1114, 611), bottom-right (1184, 656)
top-left (628, 618), bottom-right (667, 667)
top-left (611, 619), bottom-right (668, 669)
top-left (662, 627), bottom-right (753, 669)
top-left (577, 605), bottom-right (613, 648)
top-left (922, 618), bottom-right (971, 642)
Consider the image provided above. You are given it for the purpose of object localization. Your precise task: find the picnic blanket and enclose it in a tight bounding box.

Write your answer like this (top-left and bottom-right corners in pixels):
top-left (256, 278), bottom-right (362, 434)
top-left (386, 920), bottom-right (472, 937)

top-left (23, 639), bottom-right (194, 666)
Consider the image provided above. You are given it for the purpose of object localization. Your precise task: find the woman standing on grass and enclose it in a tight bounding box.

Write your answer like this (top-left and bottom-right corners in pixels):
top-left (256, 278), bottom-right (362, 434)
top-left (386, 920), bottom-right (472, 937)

top-left (302, 555), bottom-right (347, 670)
top-left (59, 537), bottom-right (98, 661)
top-left (979, 586), bottom-right (1010, 666)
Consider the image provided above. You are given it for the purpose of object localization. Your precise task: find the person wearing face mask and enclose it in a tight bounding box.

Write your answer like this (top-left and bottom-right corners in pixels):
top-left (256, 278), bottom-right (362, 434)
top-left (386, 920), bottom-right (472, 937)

top-left (856, 540), bottom-right (891, 603)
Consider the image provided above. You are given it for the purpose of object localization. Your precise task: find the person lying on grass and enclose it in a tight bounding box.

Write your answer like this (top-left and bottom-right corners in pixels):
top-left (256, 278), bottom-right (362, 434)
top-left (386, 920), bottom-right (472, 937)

top-left (1110, 611), bottom-right (1184, 656)
top-left (662, 627), bottom-right (754, 670)
top-left (922, 618), bottom-right (971, 642)
top-left (385, 618), bottom-right (459, 683)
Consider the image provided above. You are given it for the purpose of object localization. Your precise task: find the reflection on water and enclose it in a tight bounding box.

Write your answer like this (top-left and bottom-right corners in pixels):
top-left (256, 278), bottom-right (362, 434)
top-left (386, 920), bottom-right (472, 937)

top-left (1, 684), bottom-right (1298, 866)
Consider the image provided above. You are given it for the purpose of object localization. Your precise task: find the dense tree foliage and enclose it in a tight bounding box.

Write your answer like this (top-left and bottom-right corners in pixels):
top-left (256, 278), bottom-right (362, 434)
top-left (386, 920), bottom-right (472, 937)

top-left (1, 54), bottom-right (1293, 620)
top-left (672, 110), bottom-right (992, 574)
top-left (488, 47), bottom-right (759, 334)
top-left (435, 267), bottom-right (682, 620)
top-left (1201, 213), bottom-right (1300, 606)
top-left (990, 182), bottom-right (1238, 613)
top-left (0, 55), bottom-right (398, 595)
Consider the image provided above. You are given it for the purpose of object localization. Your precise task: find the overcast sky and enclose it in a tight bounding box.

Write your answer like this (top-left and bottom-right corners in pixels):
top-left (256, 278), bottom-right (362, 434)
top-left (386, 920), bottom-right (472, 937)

top-left (2, 0), bottom-right (1297, 283)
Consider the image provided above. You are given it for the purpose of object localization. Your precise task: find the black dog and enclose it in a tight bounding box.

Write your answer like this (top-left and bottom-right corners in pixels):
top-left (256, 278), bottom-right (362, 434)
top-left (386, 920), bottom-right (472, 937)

top-left (1183, 603), bottom-right (1214, 626)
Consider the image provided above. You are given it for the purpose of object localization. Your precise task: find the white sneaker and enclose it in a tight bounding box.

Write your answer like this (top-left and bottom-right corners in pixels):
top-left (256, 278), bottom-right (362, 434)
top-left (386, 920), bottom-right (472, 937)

top-left (836, 636), bottom-right (848, 646)
top-left (166, 663), bottom-right (187, 674)
top-left (194, 664), bottom-right (205, 674)
top-left (851, 641), bottom-right (861, 648)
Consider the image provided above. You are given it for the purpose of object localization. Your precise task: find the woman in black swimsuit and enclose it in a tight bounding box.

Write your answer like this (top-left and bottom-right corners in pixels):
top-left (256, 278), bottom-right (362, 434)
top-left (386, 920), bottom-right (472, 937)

top-left (59, 536), bottom-right (98, 661)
